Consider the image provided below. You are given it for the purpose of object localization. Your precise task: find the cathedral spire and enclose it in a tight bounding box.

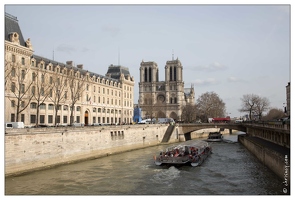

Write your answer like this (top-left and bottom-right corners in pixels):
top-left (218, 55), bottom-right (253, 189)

top-left (172, 49), bottom-right (174, 60)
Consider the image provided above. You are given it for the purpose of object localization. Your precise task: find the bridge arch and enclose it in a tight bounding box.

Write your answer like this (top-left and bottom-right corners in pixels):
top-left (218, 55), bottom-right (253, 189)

top-left (178, 123), bottom-right (247, 141)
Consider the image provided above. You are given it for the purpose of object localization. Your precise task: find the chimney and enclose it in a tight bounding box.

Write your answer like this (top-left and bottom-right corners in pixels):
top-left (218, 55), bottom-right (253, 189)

top-left (77, 64), bottom-right (83, 69)
top-left (66, 61), bottom-right (73, 66)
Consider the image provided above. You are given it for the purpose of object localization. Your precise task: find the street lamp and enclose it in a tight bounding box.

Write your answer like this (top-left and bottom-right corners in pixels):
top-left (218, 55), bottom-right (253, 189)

top-left (283, 103), bottom-right (287, 115)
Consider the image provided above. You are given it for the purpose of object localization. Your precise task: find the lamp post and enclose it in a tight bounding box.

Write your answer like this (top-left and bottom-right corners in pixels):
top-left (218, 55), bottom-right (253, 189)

top-left (283, 103), bottom-right (287, 115)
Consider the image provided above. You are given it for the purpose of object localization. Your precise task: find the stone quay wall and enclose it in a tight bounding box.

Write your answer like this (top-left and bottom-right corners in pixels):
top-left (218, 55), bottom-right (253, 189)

top-left (5, 124), bottom-right (180, 176)
top-left (238, 135), bottom-right (290, 183)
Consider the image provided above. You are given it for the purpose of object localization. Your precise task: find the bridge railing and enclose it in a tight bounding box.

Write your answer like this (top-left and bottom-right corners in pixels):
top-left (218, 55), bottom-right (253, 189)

top-left (242, 121), bottom-right (290, 131)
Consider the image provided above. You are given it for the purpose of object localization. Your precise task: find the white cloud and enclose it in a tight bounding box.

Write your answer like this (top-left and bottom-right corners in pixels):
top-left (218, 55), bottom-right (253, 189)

top-left (101, 24), bottom-right (120, 37)
top-left (227, 76), bottom-right (247, 83)
top-left (193, 78), bottom-right (218, 86)
top-left (188, 61), bottom-right (227, 71)
top-left (56, 43), bottom-right (76, 54)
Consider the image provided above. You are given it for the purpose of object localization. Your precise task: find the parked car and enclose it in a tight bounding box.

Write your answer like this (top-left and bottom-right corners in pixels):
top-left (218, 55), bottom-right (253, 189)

top-left (5, 122), bottom-right (24, 128)
top-left (71, 123), bottom-right (84, 127)
top-left (92, 123), bottom-right (103, 126)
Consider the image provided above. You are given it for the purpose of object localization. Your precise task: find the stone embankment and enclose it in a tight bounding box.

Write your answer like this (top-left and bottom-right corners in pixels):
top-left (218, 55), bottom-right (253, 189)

top-left (238, 134), bottom-right (290, 183)
top-left (4, 124), bottom-right (242, 177)
top-left (5, 124), bottom-right (179, 177)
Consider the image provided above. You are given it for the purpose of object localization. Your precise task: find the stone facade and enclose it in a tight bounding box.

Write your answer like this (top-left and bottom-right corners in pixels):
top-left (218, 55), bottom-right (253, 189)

top-left (4, 13), bottom-right (135, 126)
top-left (138, 58), bottom-right (195, 121)
top-left (286, 82), bottom-right (290, 116)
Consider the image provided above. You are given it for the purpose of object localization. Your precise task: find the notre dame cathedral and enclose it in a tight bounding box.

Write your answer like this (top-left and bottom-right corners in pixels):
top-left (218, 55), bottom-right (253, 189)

top-left (138, 58), bottom-right (195, 121)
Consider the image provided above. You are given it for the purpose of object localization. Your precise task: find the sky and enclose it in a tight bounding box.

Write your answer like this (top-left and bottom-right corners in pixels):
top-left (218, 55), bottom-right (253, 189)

top-left (3, 1), bottom-right (292, 118)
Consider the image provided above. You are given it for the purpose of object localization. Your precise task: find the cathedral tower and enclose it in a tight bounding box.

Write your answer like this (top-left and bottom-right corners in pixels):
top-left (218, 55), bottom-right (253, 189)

top-left (138, 58), bottom-right (194, 121)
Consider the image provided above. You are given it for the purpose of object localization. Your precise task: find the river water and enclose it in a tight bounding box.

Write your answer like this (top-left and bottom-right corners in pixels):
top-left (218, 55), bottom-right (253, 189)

top-left (5, 133), bottom-right (285, 195)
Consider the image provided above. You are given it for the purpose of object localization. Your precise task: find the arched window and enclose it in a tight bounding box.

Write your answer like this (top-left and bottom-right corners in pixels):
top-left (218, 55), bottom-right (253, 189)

top-left (63, 105), bottom-right (68, 111)
top-left (48, 104), bottom-right (54, 110)
top-left (30, 102), bottom-right (37, 109)
top-left (40, 103), bottom-right (46, 109)
top-left (11, 100), bottom-right (15, 107)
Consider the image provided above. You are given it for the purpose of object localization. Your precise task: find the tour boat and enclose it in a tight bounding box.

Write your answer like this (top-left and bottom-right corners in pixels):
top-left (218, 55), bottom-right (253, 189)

top-left (154, 140), bottom-right (212, 167)
top-left (207, 132), bottom-right (223, 142)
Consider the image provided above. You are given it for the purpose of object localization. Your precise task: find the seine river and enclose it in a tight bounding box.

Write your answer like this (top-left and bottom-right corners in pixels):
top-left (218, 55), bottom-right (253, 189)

top-left (5, 133), bottom-right (285, 195)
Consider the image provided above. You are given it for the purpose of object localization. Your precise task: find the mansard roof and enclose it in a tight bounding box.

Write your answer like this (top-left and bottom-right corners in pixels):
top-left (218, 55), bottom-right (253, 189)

top-left (106, 64), bottom-right (131, 79)
top-left (5, 12), bottom-right (26, 47)
top-left (31, 54), bottom-right (119, 83)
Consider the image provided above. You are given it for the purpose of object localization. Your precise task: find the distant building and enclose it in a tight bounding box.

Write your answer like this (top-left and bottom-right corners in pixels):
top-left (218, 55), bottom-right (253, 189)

top-left (286, 82), bottom-right (290, 116)
top-left (4, 12), bottom-right (135, 126)
top-left (138, 58), bottom-right (195, 120)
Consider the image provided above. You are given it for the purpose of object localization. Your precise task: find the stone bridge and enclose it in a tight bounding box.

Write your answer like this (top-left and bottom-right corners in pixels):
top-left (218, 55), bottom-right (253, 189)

top-left (176, 122), bottom-right (290, 148)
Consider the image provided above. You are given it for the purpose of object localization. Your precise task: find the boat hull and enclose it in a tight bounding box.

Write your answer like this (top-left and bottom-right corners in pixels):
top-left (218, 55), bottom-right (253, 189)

top-left (154, 142), bottom-right (212, 167)
top-left (207, 132), bottom-right (223, 142)
top-left (206, 138), bottom-right (223, 142)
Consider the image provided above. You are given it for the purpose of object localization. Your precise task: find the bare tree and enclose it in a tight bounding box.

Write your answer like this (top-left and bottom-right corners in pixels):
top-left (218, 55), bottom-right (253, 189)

top-left (181, 103), bottom-right (197, 123)
top-left (5, 59), bottom-right (14, 88)
top-left (254, 96), bottom-right (270, 120)
top-left (7, 61), bottom-right (34, 122)
top-left (196, 92), bottom-right (226, 122)
top-left (31, 67), bottom-right (52, 126)
top-left (68, 70), bottom-right (86, 125)
top-left (239, 94), bottom-right (270, 120)
top-left (48, 72), bottom-right (67, 126)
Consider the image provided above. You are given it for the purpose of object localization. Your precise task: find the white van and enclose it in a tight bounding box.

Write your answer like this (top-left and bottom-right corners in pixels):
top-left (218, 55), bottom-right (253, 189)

top-left (71, 123), bottom-right (84, 127)
top-left (157, 118), bottom-right (175, 124)
top-left (6, 122), bottom-right (24, 128)
top-left (138, 119), bottom-right (152, 124)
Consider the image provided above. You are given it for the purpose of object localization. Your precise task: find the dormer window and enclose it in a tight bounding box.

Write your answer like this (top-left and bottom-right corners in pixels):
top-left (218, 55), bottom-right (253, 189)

top-left (10, 32), bottom-right (20, 44)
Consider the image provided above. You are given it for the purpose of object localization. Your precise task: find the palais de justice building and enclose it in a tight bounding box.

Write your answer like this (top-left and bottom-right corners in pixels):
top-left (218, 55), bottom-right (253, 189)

top-left (5, 13), bottom-right (134, 126)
